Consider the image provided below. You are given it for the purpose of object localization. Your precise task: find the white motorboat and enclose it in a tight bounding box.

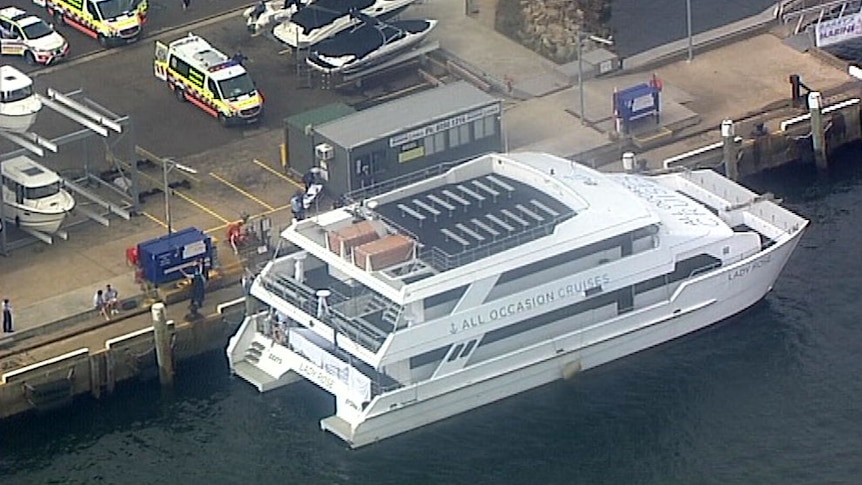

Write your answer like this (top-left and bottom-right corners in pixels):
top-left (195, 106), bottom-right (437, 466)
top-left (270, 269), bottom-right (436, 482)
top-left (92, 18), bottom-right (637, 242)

top-left (227, 152), bottom-right (808, 448)
top-left (242, 0), bottom-right (313, 35)
top-left (307, 13), bottom-right (437, 74)
top-left (273, 0), bottom-right (416, 48)
top-left (0, 65), bottom-right (41, 132)
top-left (1, 155), bottom-right (75, 234)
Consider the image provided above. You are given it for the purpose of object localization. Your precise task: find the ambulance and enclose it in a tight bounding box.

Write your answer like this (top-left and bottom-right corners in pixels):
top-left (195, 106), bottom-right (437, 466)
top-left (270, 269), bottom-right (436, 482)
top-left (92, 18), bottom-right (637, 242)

top-left (38, 0), bottom-right (148, 47)
top-left (154, 34), bottom-right (264, 126)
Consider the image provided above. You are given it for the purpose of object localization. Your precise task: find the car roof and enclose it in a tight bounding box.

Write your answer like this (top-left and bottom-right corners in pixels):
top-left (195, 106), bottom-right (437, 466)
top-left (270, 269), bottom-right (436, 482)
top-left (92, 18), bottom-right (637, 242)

top-left (0, 7), bottom-right (42, 27)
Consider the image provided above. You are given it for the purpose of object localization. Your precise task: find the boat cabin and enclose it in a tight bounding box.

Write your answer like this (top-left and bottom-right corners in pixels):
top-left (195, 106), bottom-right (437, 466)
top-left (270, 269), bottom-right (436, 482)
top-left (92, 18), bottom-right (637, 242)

top-left (1, 155), bottom-right (64, 205)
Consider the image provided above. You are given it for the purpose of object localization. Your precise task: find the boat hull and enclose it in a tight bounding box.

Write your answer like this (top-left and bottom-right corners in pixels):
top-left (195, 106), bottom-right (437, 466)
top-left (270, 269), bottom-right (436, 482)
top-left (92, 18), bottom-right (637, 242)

top-left (330, 228), bottom-right (803, 447)
top-left (307, 20), bottom-right (436, 75)
top-left (231, 222), bottom-right (804, 448)
top-left (0, 112), bottom-right (39, 133)
top-left (2, 192), bottom-right (75, 234)
top-left (273, 0), bottom-right (415, 48)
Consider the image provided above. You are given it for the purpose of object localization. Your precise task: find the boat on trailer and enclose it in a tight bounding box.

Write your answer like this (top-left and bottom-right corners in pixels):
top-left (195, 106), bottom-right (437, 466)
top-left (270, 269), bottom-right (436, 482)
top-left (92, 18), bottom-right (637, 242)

top-left (243, 0), bottom-right (313, 35)
top-left (227, 152), bottom-right (808, 448)
top-left (307, 12), bottom-right (436, 75)
top-left (1, 155), bottom-right (75, 234)
top-left (272, 0), bottom-right (416, 48)
top-left (0, 65), bottom-right (41, 133)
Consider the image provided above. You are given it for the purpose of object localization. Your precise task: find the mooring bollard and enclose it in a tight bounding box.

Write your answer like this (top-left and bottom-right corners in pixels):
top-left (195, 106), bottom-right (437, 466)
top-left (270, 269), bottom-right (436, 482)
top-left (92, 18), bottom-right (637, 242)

top-left (722, 120), bottom-right (739, 181)
top-left (151, 302), bottom-right (175, 387)
top-left (808, 91), bottom-right (828, 170)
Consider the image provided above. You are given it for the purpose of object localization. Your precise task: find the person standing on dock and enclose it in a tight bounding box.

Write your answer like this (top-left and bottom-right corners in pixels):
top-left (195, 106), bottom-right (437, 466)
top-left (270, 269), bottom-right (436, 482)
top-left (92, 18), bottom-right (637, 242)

top-left (2, 299), bottom-right (12, 333)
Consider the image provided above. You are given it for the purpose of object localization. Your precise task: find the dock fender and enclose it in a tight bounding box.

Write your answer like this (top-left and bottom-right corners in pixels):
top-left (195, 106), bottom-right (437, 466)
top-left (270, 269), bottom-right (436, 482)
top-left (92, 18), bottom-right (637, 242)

top-left (562, 359), bottom-right (582, 380)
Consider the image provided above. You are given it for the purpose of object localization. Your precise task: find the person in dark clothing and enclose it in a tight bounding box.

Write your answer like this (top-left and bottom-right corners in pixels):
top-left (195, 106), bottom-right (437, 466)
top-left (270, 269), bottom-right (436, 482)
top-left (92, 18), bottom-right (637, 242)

top-left (231, 50), bottom-right (248, 66)
top-left (2, 299), bottom-right (12, 333)
top-left (291, 192), bottom-right (306, 221)
top-left (250, 0), bottom-right (265, 20)
top-left (302, 170), bottom-right (315, 190)
top-left (182, 260), bottom-right (207, 313)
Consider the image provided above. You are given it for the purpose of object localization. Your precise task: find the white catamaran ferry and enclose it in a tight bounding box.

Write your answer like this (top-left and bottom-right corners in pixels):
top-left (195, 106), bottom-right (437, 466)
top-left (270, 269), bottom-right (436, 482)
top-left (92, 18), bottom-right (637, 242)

top-left (227, 152), bottom-right (808, 448)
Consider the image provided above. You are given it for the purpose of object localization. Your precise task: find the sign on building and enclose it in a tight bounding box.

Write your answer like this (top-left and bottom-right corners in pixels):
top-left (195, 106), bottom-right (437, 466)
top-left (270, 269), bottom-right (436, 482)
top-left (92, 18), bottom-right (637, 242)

top-left (815, 12), bottom-right (862, 48)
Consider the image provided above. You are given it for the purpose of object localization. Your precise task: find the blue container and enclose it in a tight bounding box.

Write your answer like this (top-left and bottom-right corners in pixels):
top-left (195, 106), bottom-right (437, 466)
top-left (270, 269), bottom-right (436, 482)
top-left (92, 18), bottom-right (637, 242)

top-left (137, 227), bottom-right (213, 286)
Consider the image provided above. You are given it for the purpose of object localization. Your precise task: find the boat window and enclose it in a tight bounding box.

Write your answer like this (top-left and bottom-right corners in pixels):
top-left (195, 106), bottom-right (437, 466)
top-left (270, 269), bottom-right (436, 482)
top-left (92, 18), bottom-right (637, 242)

top-left (634, 253), bottom-right (721, 294)
top-left (1, 85), bottom-right (34, 103)
top-left (26, 182), bottom-right (61, 200)
top-left (459, 339), bottom-right (476, 358)
top-left (480, 289), bottom-right (625, 347)
top-left (409, 345), bottom-right (449, 369)
top-left (446, 343), bottom-right (464, 362)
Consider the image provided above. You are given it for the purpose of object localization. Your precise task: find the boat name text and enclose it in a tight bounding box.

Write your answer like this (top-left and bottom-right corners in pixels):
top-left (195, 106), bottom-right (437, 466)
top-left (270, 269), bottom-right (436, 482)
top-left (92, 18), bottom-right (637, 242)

top-left (727, 255), bottom-right (771, 281)
top-left (450, 273), bottom-right (610, 334)
top-left (298, 361), bottom-right (336, 390)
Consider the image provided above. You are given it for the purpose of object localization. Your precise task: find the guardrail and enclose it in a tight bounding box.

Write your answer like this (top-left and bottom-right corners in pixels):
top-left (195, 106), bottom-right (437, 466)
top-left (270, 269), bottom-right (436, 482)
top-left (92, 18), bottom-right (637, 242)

top-left (779, 98), bottom-right (860, 131)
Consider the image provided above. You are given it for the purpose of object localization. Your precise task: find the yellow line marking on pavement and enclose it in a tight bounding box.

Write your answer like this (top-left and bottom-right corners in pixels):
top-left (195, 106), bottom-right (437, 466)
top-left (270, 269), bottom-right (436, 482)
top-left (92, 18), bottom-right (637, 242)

top-left (142, 211), bottom-right (168, 228)
top-left (253, 159), bottom-right (304, 189)
top-left (173, 190), bottom-right (231, 223)
top-left (126, 168), bottom-right (228, 222)
top-left (209, 172), bottom-right (275, 211)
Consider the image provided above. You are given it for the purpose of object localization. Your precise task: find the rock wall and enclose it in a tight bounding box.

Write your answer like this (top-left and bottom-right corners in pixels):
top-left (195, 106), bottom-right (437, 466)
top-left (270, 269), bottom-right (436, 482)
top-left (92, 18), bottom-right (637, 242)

top-left (495, 0), bottom-right (613, 64)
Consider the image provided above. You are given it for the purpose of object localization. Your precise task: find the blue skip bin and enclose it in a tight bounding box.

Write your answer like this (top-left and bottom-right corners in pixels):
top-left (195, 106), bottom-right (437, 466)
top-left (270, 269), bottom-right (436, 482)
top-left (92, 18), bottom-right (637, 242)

top-left (137, 227), bottom-right (213, 286)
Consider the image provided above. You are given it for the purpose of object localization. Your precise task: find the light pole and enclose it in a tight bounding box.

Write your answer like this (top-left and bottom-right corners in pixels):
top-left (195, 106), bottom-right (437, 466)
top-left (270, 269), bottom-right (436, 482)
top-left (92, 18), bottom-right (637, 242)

top-left (577, 31), bottom-right (614, 126)
top-left (162, 158), bottom-right (198, 235)
top-left (686, 0), bottom-right (693, 62)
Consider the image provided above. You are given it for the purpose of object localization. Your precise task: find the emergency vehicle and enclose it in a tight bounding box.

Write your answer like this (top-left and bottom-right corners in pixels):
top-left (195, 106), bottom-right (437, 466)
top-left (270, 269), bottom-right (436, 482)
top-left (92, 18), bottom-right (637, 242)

top-left (154, 34), bottom-right (264, 126)
top-left (0, 6), bottom-right (68, 64)
top-left (37, 0), bottom-right (148, 47)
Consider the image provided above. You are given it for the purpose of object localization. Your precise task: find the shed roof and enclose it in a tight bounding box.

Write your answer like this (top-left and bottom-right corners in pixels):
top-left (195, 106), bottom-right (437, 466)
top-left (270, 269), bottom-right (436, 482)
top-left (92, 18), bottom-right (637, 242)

top-left (285, 102), bottom-right (356, 131)
top-left (315, 81), bottom-right (500, 149)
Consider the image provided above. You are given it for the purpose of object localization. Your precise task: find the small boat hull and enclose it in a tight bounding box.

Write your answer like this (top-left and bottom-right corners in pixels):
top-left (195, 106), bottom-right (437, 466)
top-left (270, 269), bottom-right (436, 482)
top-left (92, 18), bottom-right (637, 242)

top-left (307, 18), bottom-right (437, 75)
top-left (273, 0), bottom-right (416, 48)
top-left (0, 112), bottom-right (39, 133)
top-left (3, 190), bottom-right (75, 234)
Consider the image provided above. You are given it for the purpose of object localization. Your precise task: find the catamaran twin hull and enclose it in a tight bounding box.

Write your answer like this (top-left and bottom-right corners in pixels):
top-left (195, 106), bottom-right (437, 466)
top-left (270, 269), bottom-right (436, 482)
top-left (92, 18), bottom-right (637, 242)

top-left (227, 152), bottom-right (807, 448)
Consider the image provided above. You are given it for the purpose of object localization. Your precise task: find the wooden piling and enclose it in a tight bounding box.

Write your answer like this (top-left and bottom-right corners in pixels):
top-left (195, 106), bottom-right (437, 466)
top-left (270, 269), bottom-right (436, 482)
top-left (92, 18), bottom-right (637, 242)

top-left (808, 92), bottom-right (829, 170)
top-left (151, 303), bottom-right (175, 387)
top-left (722, 119), bottom-right (739, 180)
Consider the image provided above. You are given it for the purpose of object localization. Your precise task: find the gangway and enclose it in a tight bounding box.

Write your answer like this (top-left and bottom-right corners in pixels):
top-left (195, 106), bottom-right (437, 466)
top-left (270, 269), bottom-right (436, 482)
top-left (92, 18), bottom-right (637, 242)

top-left (777, 0), bottom-right (861, 34)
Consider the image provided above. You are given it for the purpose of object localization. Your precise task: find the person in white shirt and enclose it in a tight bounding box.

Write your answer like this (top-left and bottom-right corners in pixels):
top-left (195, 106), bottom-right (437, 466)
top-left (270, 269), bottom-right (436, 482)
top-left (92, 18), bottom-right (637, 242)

top-left (105, 284), bottom-right (120, 315)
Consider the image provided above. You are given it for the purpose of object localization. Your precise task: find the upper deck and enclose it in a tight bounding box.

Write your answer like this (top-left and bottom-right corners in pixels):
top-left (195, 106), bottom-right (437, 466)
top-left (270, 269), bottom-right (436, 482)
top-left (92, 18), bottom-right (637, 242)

top-left (282, 153), bottom-right (675, 297)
